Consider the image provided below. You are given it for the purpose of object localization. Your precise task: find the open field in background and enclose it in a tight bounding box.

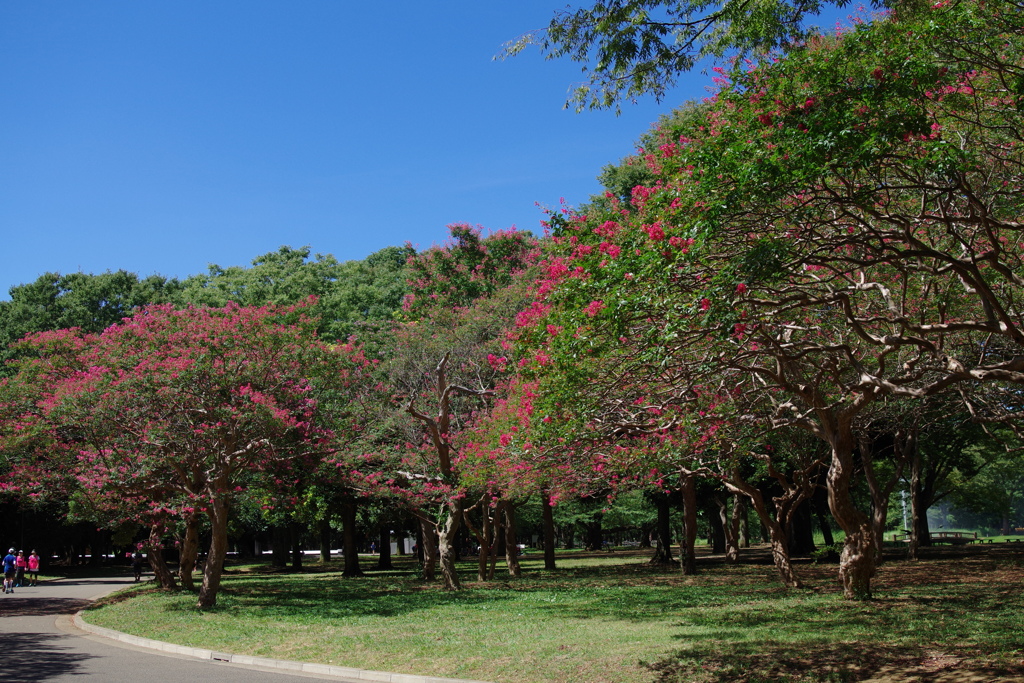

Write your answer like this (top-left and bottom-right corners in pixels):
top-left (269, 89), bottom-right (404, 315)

top-left (82, 545), bottom-right (1024, 683)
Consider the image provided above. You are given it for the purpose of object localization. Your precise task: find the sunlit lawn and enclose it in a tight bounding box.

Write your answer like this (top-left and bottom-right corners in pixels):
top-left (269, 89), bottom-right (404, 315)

top-left (83, 546), bottom-right (1024, 683)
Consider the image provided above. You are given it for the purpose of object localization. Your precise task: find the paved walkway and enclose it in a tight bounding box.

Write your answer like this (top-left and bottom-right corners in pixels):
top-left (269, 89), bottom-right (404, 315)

top-left (0, 575), bottom-right (489, 683)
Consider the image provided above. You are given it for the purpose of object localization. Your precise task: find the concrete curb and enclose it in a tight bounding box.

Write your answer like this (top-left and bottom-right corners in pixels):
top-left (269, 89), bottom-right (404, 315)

top-left (73, 612), bottom-right (493, 683)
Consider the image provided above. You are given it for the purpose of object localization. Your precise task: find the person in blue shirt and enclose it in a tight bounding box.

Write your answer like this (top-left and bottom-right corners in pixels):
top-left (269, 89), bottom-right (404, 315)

top-left (2, 548), bottom-right (16, 594)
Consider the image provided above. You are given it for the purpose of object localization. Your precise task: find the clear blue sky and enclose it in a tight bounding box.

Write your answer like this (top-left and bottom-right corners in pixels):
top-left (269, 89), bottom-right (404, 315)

top-left (0, 2), bottom-right (844, 298)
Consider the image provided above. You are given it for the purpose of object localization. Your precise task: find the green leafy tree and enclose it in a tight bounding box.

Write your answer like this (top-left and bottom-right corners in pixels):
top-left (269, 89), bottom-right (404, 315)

top-left (516, 1), bottom-right (1024, 599)
top-left (0, 270), bottom-right (183, 375)
top-left (401, 224), bottom-right (537, 320)
top-left (949, 446), bottom-right (1024, 536)
top-left (501, 0), bottom-right (881, 110)
top-left (179, 246), bottom-right (343, 308)
top-left (377, 225), bottom-right (541, 588)
top-left (180, 244), bottom-right (413, 342)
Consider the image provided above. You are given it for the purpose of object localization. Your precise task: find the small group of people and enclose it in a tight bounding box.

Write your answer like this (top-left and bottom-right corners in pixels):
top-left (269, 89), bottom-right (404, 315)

top-left (2, 548), bottom-right (40, 593)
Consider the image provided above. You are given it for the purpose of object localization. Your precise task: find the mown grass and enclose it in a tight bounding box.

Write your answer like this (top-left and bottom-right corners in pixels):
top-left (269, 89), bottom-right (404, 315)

top-left (83, 546), bottom-right (1024, 683)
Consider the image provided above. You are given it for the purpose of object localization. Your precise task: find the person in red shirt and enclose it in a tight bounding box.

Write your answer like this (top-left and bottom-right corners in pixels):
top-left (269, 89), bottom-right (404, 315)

top-left (14, 551), bottom-right (27, 588)
top-left (27, 550), bottom-right (40, 587)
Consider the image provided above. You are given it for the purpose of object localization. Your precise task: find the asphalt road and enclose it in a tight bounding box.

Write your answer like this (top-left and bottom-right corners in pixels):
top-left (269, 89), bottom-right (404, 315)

top-left (0, 573), bottom-right (362, 682)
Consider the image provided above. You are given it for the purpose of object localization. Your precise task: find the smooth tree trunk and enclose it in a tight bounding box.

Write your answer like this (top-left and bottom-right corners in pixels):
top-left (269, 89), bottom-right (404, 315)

top-left (679, 474), bottom-right (698, 575)
top-left (319, 516), bottom-right (332, 563)
top-left (713, 493), bottom-right (740, 563)
top-left (541, 491), bottom-right (557, 570)
top-left (650, 495), bottom-right (674, 565)
top-left (147, 521), bottom-right (177, 591)
top-left (737, 496), bottom-right (749, 548)
top-left (377, 524), bottom-right (393, 570)
top-left (504, 504), bottom-right (522, 578)
top-left (707, 500), bottom-right (726, 554)
top-left (341, 501), bottom-right (363, 577)
top-left (728, 493), bottom-right (743, 560)
top-left (475, 502), bottom-right (495, 581)
top-left (827, 428), bottom-right (876, 600)
top-left (762, 515), bottom-right (803, 589)
top-left (419, 516), bottom-right (438, 581)
top-left (178, 512), bottom-right (201, 591)
top-left (488, 504), bottom-right (502, 580)
top-left (725, 477), bottom-right (803, 588)
top-left (198, 497), bottom-right (230, 608)
top-left (861, 429), bottom-right (911, 566)
top-left (438, 502), bottom-right (462, 590)
top-left (290, 521), bottom-right (303, 571)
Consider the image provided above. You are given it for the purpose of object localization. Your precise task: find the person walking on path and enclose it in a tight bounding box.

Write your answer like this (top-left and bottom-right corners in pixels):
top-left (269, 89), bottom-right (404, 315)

top-left (131, 550), bottom-right (144, 582)
top-left (2, 548), bottom-right (16, 594)
top-left (27, 550), bottom-right (40, 586)
top-left (15, 550), bottom-right (27, 587)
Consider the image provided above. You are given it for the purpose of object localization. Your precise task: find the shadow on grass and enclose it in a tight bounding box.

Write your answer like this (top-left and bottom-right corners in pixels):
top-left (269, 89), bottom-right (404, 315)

top-left (145, 547), bottom-right (1024, 632)
top-left (166, 560), bottom-right (755, 623)
top-left (87, 544), bottom-right (1024, 683)
top-left (648, 641), bottom-right (1024, 682)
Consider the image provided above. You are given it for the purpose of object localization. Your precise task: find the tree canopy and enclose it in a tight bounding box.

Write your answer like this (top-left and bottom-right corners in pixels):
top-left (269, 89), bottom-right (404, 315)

top-left (180, 244), bottom-right (414, 341)
top-left (514, 0), bottom-right (1024, 598)
top-left (0, 271), bottom-right (183, 375)
top-left (1, 0), bottom-right (1023, 608)
top-left (501, 0), bottom-right (884, 110)
top-left (0, 301), bottom-right (373, 606)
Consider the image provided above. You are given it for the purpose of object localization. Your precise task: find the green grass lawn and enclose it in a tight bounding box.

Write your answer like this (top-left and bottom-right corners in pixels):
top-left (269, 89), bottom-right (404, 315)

top-left (82, 546), bottom-right (1024, 683)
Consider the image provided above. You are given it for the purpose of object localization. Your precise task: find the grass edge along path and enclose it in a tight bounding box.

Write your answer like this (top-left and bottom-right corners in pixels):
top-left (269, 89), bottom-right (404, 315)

top-left (83, 547), bottom-right (1024, 683)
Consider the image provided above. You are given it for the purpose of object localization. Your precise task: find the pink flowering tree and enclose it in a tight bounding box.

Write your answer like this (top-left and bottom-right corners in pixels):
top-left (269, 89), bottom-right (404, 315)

top-left (0, 301), bottom-right (370, 607)
top-left (401, 224), bottom-right (538, 318)
top-left (515, 2), bottom-right (1024, 599)
top-left (380, 225), bottom-right (541, 589)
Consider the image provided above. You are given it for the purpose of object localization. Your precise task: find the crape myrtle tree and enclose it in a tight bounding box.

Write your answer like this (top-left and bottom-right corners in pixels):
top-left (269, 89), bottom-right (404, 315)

top-left (456, 372), bottom-right (591, 573)
top-left (515, 2), bottom-right (1024, 599)
top-left (846, 396), bottom-right (964, 564)
top-left (0, 301), bottom-right (372, 607)
top-left (848, 391), bottom-right (992, 561)
top-left (509, 318), bottom-right (820, 586)
top-left (456, 375), bottom-right (571, 579)
top-left (384, 224), bottom-right (540, 589)
top-left (494, 307), bottom-right (712, 575)
top-left (178, 244), bottom-right (413, 554)
top-left (0, 270), bottom-right (183, 376)
top-left (710, 425), bottom-right (827, 585)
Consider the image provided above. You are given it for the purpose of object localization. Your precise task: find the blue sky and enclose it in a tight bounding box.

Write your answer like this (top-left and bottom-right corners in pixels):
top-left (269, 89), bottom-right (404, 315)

top-left (0, 2), bottom-right (846, 298)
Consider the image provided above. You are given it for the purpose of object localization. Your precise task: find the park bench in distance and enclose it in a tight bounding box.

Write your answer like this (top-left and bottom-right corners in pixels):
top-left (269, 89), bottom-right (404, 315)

top-left (890, 531), bottom-right (979, 546)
